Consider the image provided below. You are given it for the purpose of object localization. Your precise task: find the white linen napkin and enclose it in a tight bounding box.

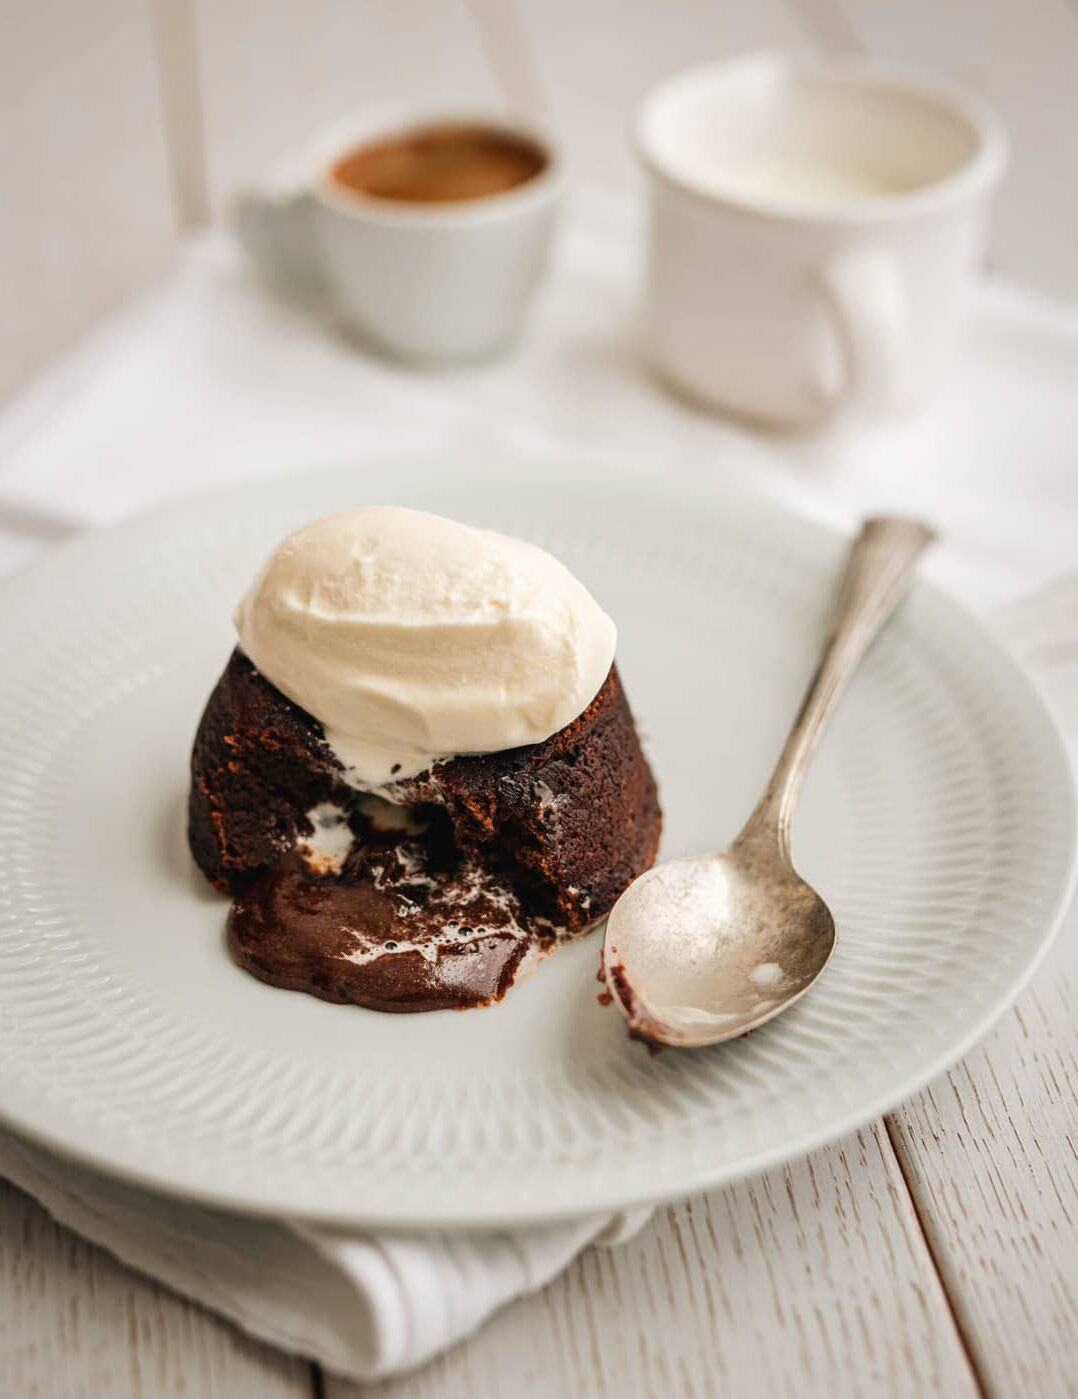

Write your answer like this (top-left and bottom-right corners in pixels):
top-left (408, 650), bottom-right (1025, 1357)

top-left (0, 1125), bottom-right (647, 1379)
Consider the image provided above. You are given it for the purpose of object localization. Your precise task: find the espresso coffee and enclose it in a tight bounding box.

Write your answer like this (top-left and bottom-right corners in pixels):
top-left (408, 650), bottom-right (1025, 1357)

top-left (330, 123), bottom-right (547, 205)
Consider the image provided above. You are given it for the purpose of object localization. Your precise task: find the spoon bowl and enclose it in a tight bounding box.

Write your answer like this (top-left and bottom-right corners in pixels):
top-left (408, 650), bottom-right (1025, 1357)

top-left (604, 844), bottom-right (836, 1047)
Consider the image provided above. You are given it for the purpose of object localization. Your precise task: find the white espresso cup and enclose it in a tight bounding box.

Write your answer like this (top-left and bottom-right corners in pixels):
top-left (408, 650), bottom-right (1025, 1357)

top-left (636, 54), bottom-right (1008, 426)
top-left (235, 111), bottom-right (563, 363)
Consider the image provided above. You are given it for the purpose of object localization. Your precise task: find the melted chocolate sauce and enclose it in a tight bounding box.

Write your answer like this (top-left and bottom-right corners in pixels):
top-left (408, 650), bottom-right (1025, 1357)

top-left (227, 803), bottom-right (547, 1013)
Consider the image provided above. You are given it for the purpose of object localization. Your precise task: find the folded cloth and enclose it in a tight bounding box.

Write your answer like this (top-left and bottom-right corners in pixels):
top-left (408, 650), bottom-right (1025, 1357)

top-left (0, 1125), bottom-right (648, 1380)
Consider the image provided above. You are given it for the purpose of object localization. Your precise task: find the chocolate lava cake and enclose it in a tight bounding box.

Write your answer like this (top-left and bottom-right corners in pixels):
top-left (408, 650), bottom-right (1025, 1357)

top-left (189, 649), bottom-right (661, 1012)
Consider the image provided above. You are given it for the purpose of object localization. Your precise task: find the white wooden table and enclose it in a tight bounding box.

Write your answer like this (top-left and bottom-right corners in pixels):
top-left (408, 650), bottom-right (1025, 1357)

top-left (2, 3), bottom-right (1077, 1395)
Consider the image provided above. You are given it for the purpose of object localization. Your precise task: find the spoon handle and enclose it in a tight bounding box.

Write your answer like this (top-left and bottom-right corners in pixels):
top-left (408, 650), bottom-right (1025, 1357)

top-left (741, 516), bottom-right (936, 860)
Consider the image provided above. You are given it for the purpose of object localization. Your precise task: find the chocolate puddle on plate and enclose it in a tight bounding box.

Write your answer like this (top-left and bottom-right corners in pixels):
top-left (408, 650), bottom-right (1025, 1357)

top-left (228, 800), bottom-right (553, 1012)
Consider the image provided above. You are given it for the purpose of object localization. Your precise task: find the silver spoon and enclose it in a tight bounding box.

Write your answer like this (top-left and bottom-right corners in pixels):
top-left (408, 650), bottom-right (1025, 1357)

top-left (603, 516), bottom-right (936, 1049)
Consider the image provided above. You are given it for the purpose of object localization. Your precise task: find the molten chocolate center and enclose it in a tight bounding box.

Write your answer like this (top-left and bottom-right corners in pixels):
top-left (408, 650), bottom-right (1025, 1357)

top-left (227, 799), bottom-right (545, 1012)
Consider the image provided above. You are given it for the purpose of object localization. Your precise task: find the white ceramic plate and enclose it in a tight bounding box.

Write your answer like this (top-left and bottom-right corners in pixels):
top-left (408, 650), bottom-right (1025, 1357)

top-left (0, 456), bottom-right (1073, 1227)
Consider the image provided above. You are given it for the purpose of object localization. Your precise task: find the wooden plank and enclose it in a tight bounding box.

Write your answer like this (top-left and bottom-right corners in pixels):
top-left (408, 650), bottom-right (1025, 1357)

top-left (189, 0), bottom-right (505, 217)
top-left (823, 0), bottom-right (1078, 296)
top-left (326, 1126), bottom-right (978, 1399)
top-left (498, 0), bottom-right (820, 191)
top-left (888, 956), bottom-right (1078, 1398)
top-left (0, 0), bottom-right (178, 404)
top-left (881, 586), bottom-right (1078, 1398)
top-left (0, 1179), bottom-right (311, 1399)
top-left (148, 0), bottom-right (212, 226)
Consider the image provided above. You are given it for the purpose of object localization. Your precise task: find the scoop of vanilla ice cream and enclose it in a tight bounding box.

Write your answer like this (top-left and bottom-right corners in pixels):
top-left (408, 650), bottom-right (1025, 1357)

top-left (234, 506), bottom-right (617, 785)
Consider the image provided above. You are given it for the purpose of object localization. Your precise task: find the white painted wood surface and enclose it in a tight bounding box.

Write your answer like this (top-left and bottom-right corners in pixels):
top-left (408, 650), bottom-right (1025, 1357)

top-left (882, 582), bottom-right (1078, 1398)
top-left (0, 0), bottom-right (178, 403)
top-left (331, 1126), bottom-right (979, 1399)
top-left (1, 3), bottom-right (1077, 1396)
